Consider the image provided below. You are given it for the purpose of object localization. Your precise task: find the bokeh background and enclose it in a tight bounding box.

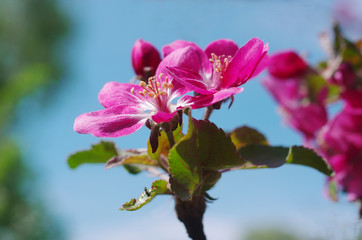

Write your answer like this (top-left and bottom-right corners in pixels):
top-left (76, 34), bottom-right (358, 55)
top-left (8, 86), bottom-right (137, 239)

top-left (1, 0), bottom-right (362, 239)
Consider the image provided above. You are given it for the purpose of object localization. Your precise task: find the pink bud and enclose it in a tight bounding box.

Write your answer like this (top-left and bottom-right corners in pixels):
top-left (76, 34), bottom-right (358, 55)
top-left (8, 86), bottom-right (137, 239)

top-left (268, 51), bottom-right (308, 79)
top-left (328, 62), bottom-right (356, 88)
top-left (131, 39), bottom-right (161, 76)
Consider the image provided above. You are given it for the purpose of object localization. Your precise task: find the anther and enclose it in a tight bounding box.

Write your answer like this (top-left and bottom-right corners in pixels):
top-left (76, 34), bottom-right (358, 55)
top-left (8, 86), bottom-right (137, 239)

top-left (148, 92), bottom-right (155, 98)
top-left (140, 81), bottom-right (146, 87)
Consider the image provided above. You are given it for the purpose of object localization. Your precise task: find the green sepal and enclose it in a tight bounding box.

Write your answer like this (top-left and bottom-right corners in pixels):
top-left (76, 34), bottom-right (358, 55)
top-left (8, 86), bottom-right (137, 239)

top-left (239, 145), bottom-right (333, 176)
top-left (327, 178), bottom-right (339, 202)
top-left (120, 180), bottom-right (170, 211)
top-left (229, 126), bottom-right (268, 149)
top-left (147, 124), bottom-right (184, 162)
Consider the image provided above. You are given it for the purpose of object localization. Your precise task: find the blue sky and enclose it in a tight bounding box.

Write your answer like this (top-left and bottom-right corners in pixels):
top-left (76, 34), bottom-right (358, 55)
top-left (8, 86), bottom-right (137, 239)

top-left (13, 0), bottom-right (361, 239)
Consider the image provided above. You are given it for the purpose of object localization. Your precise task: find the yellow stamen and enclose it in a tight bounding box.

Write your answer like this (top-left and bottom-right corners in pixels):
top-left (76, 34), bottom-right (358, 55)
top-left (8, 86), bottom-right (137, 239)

top-left (140, 81), bottom-right (146, 87)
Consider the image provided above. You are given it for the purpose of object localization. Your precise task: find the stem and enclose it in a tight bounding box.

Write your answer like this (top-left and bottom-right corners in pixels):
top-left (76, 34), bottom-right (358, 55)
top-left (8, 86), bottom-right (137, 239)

top-left (175, 196), bottom-right (207, 240)
top-left (165, 130), bottom-right (175, 148)
top-left (161, 122), bottom-right (175, 148)
top-left (203, 106), bottom-right (213, 121)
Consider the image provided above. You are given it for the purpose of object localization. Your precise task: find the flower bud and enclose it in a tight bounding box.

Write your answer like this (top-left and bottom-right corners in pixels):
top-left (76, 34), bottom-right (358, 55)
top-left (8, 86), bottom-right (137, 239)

top-left (268, 51), bottom-right (308, 79)
top-left (328, 62), bottom-right (356, 88)
top-left (131, 39), bottom-right (161, 77)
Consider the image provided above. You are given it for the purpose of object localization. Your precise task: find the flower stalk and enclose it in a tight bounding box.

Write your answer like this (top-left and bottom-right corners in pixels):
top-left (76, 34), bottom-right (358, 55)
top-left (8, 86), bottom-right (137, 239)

top-left (160, 122), bottom-right (175, 148)
top-left (175, 196), bottom-right (207, 240)
top-left (203, 106), bottom-right (213, 121)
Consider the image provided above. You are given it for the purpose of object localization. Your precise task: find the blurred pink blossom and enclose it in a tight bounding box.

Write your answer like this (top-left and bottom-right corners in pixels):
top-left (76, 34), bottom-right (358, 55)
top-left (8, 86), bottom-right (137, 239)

top-left (264, 51), bottom-right (327, 140)
top-left (319, 105), bottom-right (362, 200)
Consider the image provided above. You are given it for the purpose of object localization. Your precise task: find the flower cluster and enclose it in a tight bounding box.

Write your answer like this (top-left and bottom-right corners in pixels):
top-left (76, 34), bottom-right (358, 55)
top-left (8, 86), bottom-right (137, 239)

top-left (74, 38), bottom-right (268, 138)
top-left (263, 51), bottom-right (327, 141)
top-left (264, 25), bottom-right (362, 202)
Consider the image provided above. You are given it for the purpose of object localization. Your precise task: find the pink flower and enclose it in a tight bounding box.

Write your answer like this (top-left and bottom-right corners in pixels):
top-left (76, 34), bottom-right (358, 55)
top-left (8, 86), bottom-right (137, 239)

top-left (74, 47), bottom-right (233, 137)
top-left (267, 51), bottom-right (308, 79)
top-left (163, 38), bottom-right (268, 107)
top-left (131, 39), bottom-right (161, 77)
top-left (264, 51), bottom-right (327, 140)
top-left (319, 106), bottom-right (362, 200)
top-left (283, 103), bottom-right (328, 140)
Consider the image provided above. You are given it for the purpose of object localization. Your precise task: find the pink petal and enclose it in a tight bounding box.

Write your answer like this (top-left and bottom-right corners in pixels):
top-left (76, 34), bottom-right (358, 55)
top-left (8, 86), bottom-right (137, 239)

top-left (167, 66), bottom-right (216, 95)
top-left (285, 103), bottom-right (327, 140)
top-left (152, 111), bottom-right (176, 123)
top-left (178, 87), bottom-right (243, 109)
top-left (267, 51), bottom-right (308, 79)
top-left (341, 89), bottom-right (362, 108)
top-left (162, 40), bottom-right (196, 58)
top-left (162, 40), bottom-right (212, 76)
top-left (156, 47), bottom-right (204, 97)
top-left (222, 38), bottom-right (268, 88)
top-left (98, 82), bottom-right (143, 108)
top-left (74, 105), bottom-right (148, 137)
top-left (204, 39), bottom-right (239, 58)
top-left (250, 44), bottom-right (270, 78)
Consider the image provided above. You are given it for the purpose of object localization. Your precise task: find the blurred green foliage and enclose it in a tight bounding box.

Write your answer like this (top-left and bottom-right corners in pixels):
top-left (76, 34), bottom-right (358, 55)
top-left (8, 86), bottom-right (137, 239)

top-left (0, 140), bottom-right (64, 240)
top-left (0, 0), bottom-right (68, 130)
top-left (244, 228), bottom-right (302, 240)
top-left (0, 0), bottom-right (68, 239)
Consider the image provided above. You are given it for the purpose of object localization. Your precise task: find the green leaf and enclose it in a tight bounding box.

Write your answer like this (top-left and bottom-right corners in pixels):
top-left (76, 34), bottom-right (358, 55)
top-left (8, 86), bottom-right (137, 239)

top-left (168, 113), bottom-right (244, 200)
top-left (68, 141), bottom-right (118, 169)
top-left (239, 145), bottom-right (288, 168)
top-left (105, 150), bottom-right (158, 175)
top-left (120, 180), bottom-right (170, 211)
top-left (201, 170), bottom-right (221, 192)
top-left (285, 146), bottom-right (333, 176)
top-left (238, 145), bottom-right (333, 176)
top-left (229, 126), bottom-right (268, 149)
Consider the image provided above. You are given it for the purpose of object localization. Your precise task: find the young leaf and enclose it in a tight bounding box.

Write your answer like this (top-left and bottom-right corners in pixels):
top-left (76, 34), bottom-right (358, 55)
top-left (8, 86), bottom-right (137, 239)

top-left (105, 151), bottom-right (157, 169)
top-left (238, 145), bottom-right (333, 176)
top-left (120, 180), bottom-right (170, 211)
top-left (191, 119), bottom-right (245, 171)
top-left (229, 126), bottom-right (268, 149)
top-left (68, 141), bottom-right (118, 169)
top-left (239, 145), bottom-right (288, 168)
top-left (106, 151), bottom-right (158, 175)
top-left (168, 113), bottom-right (244, 200)
top-left (286, 146), bottom-right (333, 176)
top-left (201, 170), bottom-right (221, 192)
